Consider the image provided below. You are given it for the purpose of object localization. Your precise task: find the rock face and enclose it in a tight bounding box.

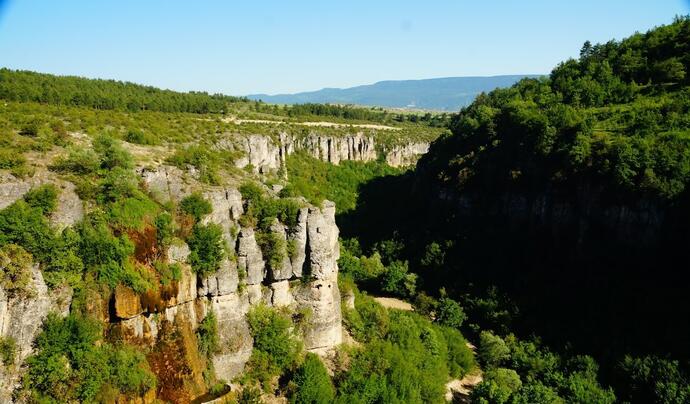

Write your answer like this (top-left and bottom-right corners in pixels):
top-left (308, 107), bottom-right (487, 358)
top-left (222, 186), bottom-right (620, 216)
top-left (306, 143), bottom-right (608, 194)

top-left (0, 266), bottom-right (72, 402)
top-left (0, 163), bottom-right (345, 400)
top-left (222, 132), bottom-right (429, 173)
top-left (0, 173), bottom-right (84, 228)
top-left (386, 142), bottom-right (430, 167)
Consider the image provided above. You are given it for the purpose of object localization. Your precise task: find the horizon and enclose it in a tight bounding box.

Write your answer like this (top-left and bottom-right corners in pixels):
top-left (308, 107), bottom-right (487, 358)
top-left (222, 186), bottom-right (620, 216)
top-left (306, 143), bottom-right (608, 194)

top-left (0, 1), bottom-right (688, 95)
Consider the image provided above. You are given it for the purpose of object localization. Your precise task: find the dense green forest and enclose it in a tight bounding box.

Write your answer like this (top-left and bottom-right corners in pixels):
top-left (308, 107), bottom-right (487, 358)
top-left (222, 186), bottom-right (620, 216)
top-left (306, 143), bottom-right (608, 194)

top-left (0, 69), bottom-right (450, 126)
top-left (325, 16), bottom-right (690, 403)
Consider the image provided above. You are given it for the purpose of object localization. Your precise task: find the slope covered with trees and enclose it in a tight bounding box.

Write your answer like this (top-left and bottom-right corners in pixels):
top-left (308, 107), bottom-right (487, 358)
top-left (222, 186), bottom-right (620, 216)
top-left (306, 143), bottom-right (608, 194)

top-left (337, 16), bottom-right (690, 403)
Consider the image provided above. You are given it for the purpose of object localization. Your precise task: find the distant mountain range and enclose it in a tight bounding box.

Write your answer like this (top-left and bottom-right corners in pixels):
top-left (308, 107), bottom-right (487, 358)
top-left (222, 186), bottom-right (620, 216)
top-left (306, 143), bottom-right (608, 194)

top-left (247, 75), bottom-right (543, 111)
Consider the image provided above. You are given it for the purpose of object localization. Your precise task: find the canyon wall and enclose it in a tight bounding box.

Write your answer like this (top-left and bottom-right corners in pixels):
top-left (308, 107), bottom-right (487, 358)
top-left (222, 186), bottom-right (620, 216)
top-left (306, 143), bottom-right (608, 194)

top-left (229, 131), bottom-right (430, 173)
top-left (0, 166), bottom-right (343, 402)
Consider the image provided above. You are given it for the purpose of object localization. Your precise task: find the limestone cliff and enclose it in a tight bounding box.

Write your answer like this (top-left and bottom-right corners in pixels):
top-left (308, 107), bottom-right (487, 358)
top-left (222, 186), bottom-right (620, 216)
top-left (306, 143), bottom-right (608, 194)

top-left (0, 165), bottom-right (344, 402)
top-left (225, 131), bottom-right (429, 173)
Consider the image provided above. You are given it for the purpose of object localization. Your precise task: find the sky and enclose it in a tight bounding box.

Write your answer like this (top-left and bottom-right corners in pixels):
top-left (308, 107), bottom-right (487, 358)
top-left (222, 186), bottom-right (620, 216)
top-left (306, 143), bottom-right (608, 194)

top-left (0, 1), bottom-right (688, 95)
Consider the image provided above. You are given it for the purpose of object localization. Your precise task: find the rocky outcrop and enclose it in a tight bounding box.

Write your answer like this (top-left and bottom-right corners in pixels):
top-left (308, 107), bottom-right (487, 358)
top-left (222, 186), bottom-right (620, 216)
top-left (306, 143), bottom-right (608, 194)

top-left (0, 173), bottom-right (84, 228)
top-left (221, 132), bottom-right (429, 174)
top-left (0, 265), bottom-right (72, 403)
top-left (306, 201), bottom-right (340, 280)
top-left (386, 142), bottom-right (430, 167)
top-left (0, 162), bottom-right (345, 400)
top-left (238, 228), bottom-right (266, 285)
top-left (268, 219), bottom-right (293, 281)
top-left (292, 132), bottom-right (377, 165)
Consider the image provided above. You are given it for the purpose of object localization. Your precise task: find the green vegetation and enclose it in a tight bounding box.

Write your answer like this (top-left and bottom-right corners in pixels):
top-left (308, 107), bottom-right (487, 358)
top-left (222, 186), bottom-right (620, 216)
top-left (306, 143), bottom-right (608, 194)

top-left (337, 288), bottom-right (476, 403)
top-left (180, 192), bottom-right (212, 221)
top-left (23, 313), bottom-right (155, 402)
top-left (285, 152), bottom-right (403, 213)
top-left (0, 336), bottom-right (17, 366)
top-left (245, 305), bottom-right (301, 390)
top-left (329, 17), bottom-right (690, 404)
top-left (197, 310), bottom-right (220, 358)
top-left (289, 353), bottom-right (335, 404)
top-left (187, 223), bottom-right (225, 276)
top-left (0, 244), bottom-right (34, 298)
top-left (0, 68), bottom-right (246, 113)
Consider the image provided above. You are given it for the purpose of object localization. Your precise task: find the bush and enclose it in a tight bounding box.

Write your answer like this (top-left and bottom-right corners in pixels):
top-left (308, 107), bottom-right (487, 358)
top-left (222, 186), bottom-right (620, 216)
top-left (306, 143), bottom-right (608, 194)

top-left (343, 291), bottom-right (390, 342)
top-left (478, 331), bottom-right (510, 369)
top-left (290, 353), bottom-right (335, 404)
top-left (108, 195), bottom-right (159, 230)
top-left (24, 313), bottom-right (156, 401)
top-left (0, 199), bottom-right (55, 263)
top-left (93, 134), bottom-right (134, 170)
top-left (436, 296), bottom-right (466, 329)
top-left (0, 336), bottom-right (17, 366)
top-left (256, 230), bottom-right (287, 272)
top-left (124, 129), bottom-right (158, 145)
top-left (180, 193), bottom-right (212, 222)
top-left (246, 304), bottom-right (300, 386)
top-left (197, 310), bottom-right (220, 358)
top-left (439, 326), bottom-right (476, 378)
top-left (23, 184), bottom-right (59, 215)
top-left (154, 212), bottom-right (174, 249)
top-left (50, 148), bottom-right (100, 174)
top-left (381, 260), bottom-right (417, 297)
top-left (187, 223), bottom-right (224, 276)
top-left (471, 368), bottom-right (522, 404)
top-left (0, 244), bottom-right (34, 298)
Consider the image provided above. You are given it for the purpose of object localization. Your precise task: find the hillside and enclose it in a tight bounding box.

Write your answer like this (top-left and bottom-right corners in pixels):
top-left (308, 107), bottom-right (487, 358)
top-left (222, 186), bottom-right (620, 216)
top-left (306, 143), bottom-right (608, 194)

top-left (0, 69), bottom-right (473, 403)
top-left (337, 16), bottom-right (690, 404)
top-left (248, 75), bottom-right (541, 111)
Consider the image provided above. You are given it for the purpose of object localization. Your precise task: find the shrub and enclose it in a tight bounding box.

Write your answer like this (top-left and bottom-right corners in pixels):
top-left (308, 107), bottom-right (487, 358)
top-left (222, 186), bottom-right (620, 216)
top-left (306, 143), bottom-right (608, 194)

top-left (197, 311), bottom-right (220, 358)
top-left (439, 326), bottom-right (476, 378)
top-left (381, 260), bottom-right (417, 297)
top-left (0, 149), bottom-right (26, 171)
top-left (187, 223), bottom-right (224, 276)
top-left (343, 291), bottom-right (390, 342)
top-left (246, 304), bottom-right (300, 381)
top-left (290, 353), bottom-right (335, 404)
top-left (471, 368), bottom-right (522, 404)
top-left (50, 148), bottom-right (100, 174)
top-left (0, 244), bottom-right (34, 298)
top-left (180, 193), bottom-right (212, 222)
top-left (24, 313), bottom-right (156, 401)
top-left (154, 212), bottom-right (174, 249)
top-left (124, 129), bottom-right (158, 145)
top-left (478, 331), bottom-right (511, 369)
top-left (108, 195), bottom-right (159, 230)
top-left (435, 297), bottom-right (466, 329)
top-left (166, 145), bottom-right (224, 184)
top-left (0, 199), bottom-right (55, 263)
top-left (256, 231), bottom-right (286, 272)
top-left (0, 336), bottom-right (17, 366)
top-left (23, 184), bottom-right (59, 215)
top-left (93, 134), bottom-right (133, 170)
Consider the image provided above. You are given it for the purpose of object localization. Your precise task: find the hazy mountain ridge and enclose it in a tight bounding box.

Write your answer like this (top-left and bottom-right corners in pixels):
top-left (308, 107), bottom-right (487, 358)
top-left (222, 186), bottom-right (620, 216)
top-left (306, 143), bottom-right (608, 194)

top-left (248, 75), bottom-right (542, 111)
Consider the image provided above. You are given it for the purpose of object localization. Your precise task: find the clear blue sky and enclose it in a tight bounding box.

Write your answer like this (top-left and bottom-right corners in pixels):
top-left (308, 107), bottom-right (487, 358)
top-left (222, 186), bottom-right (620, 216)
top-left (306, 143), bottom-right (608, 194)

top-left (0, 0), bottom-right (687, 95)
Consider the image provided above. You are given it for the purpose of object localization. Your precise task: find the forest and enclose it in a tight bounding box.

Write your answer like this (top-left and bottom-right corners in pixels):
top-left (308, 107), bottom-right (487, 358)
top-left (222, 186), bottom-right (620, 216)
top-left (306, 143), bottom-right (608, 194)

top-left (312, 16), bottom-right (690, 403)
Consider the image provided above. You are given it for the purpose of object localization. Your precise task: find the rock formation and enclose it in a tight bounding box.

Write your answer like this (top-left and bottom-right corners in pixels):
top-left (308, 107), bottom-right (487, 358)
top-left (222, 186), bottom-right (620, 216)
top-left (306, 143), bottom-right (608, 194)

top-left (223, 131), bottom-right (429, 173)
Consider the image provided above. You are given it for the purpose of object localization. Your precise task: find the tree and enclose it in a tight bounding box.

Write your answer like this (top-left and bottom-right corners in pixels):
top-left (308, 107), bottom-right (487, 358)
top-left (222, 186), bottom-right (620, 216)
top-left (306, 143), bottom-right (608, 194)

top-left (436, 297), bottom-right (466, 329)
top-left (187, 223), bottom-right (224, 276)
top-left (290, 353), bottom-right (335, 404)
top-left (478, 331), bottom-right (510, 369)
top-left (471, 368), bottom-right (522, 404)
top-left (180, 193), bottom-right (212, 222)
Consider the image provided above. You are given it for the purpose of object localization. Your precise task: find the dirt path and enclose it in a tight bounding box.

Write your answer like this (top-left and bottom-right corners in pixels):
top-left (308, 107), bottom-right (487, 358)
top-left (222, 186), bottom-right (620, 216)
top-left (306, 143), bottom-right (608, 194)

top-left (223, 116), bottom-right (401, 131)
top-left (373, 296), bottom-right (414, 311)
top-left (445, 371), bottom-right (483, 403)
